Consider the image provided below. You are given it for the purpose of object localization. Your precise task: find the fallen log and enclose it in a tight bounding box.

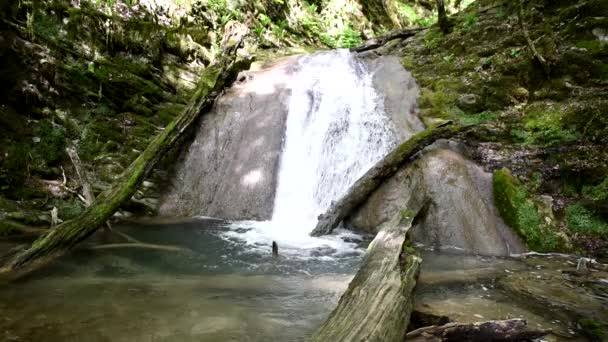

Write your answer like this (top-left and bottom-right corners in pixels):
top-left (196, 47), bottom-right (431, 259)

top-left (405, 319), bottom-right (550, 341)
top-left (311, 121), bottom-right (464, 236)
top-left (351, 27), bottom-right (426, 53)
top-left (312, 202), bottom-right (424, 341)
top-left (0, 35), bottom-right (252, 279)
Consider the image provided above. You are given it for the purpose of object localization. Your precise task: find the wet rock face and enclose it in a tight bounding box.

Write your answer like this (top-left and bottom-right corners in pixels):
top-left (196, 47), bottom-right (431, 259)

top-left (158, 56), bottom-right (298, 220)
top-left (159, 53), bottom-right (422, 221)
top-left (348, 143), bottom-right (525, 256)
top-left (367, 55), bottom-right (425, 140)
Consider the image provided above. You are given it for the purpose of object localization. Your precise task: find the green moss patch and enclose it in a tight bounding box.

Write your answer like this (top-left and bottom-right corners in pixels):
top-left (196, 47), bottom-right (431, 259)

top-left (493, 168), bottom-right (566, 252)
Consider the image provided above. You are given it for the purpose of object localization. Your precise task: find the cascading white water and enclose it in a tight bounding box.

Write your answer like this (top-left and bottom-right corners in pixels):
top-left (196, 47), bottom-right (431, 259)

top-left (224, 50), bottom-right (400, 256)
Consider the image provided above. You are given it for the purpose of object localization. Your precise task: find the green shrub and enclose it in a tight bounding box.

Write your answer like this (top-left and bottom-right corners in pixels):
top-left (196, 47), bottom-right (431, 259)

top-left (566, 203), bottom-right (608, 238)
top-left (523, 107), bottom-right (579, 146)
top-left (583, 177), bottom-right (608, 202)
top-left (459, 111), bottom-right (497, 125)
top-left (33, 120), bottom-right (67, 165)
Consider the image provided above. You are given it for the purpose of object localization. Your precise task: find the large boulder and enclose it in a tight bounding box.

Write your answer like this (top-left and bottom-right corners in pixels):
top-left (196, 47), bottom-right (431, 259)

top-left (348, 143), bottom-right (525, 256)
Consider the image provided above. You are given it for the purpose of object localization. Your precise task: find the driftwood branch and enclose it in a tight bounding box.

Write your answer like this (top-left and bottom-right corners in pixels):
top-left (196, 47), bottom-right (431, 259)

top-left (350, 28), bottom-right (426, 53)
top-left (0, 26), bottom-right (252, 279)
top-left (311, 122), bottom-right (465, 236)
top-left (406, 319), bottom-right (550, 341)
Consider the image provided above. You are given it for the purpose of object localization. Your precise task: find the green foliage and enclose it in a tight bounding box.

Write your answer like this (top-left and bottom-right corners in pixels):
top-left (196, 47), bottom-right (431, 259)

top-left (519, 106), bottom-right (580, 146)
top-left (320, 25), bottom-right (362, 48)
top-left (396, 3), bottom-right (418, 25)
top-left (578, 319), bottom-right (606, 340)
top-left (576, 40), bottom-right (608, 55)
top-left (566, 203), bottom-right (608, 238)
top-left (423, 28), bottom-right (442, 49)
top-left (493, 168), bottom-right (564, 252)
top-left (459, 111), bottom-right (497, 125)
top-left (4, 142), bottom-right (33, 186)
top-left (583, 177), bottom-right (608, 202)
top-left (463, 13), bottom-right (477, 29)
top-left (32, 10), bottom-right (61, 41)
top-left (33, 120), bottom-right (67, 166)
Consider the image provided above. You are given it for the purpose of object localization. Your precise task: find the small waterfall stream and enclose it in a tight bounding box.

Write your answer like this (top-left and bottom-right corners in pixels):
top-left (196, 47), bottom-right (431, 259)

top-left (223, 50), bottom-right (404, 256)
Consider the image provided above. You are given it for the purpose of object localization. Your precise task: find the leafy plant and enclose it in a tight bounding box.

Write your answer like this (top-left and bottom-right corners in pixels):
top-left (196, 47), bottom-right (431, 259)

top-left (463, 13), bottom-right (477, 29)
top-left (566, 203), bottom-right (608, 238)
top-left (459, 111), bottom-right (497, 125)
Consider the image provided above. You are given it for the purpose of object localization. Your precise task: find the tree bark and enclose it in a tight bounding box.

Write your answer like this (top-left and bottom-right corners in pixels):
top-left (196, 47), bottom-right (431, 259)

top-left (0, 49), bottom-right (252, 280)
top-left (312, 211), bottom-right (422, 341)
top-left (311, 122), bottom-right (463, 237)
top-left (436, 0), bottom-right (450, 34)
top-left (405, 319), bottom-right (550, 341)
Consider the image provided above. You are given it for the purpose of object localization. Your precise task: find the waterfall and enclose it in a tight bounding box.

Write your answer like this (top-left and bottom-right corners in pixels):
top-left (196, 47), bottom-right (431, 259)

top-left (224, 50), bottom-right (401, 256)
top-left (272, 50), bottom-right (398, 230)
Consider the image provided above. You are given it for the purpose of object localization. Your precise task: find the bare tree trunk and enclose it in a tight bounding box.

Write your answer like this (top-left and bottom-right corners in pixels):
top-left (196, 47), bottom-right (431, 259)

top-left (436, 0), bottom-right (450, 33)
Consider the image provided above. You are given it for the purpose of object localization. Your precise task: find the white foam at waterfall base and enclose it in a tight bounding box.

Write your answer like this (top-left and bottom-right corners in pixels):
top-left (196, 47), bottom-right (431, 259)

top-left (222, 49), bottom-right (398, 258)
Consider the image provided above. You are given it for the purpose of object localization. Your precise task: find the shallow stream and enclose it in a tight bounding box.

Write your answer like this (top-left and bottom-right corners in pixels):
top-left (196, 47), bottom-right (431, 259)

top-left (0, 219), bottom-right (364, 341)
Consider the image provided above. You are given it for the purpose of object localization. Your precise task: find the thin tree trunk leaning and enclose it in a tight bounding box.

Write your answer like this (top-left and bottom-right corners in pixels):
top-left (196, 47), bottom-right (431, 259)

top-left (66, 146), bottom-right (95, 206)
top-left (436, 0), bottom-right (450, 34)
top-left (350, 27), bottom-right (426, 53)
top-left (0, 48), bottom-right (252, 280)
top-left (311, 121), bottom-right (463, 237)
top-left (405, 319), bottom-right (550, 341)
top-left (517, 0), bottom-right (550, 76)
top-left (312, 211), bottom-right (422, 341)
